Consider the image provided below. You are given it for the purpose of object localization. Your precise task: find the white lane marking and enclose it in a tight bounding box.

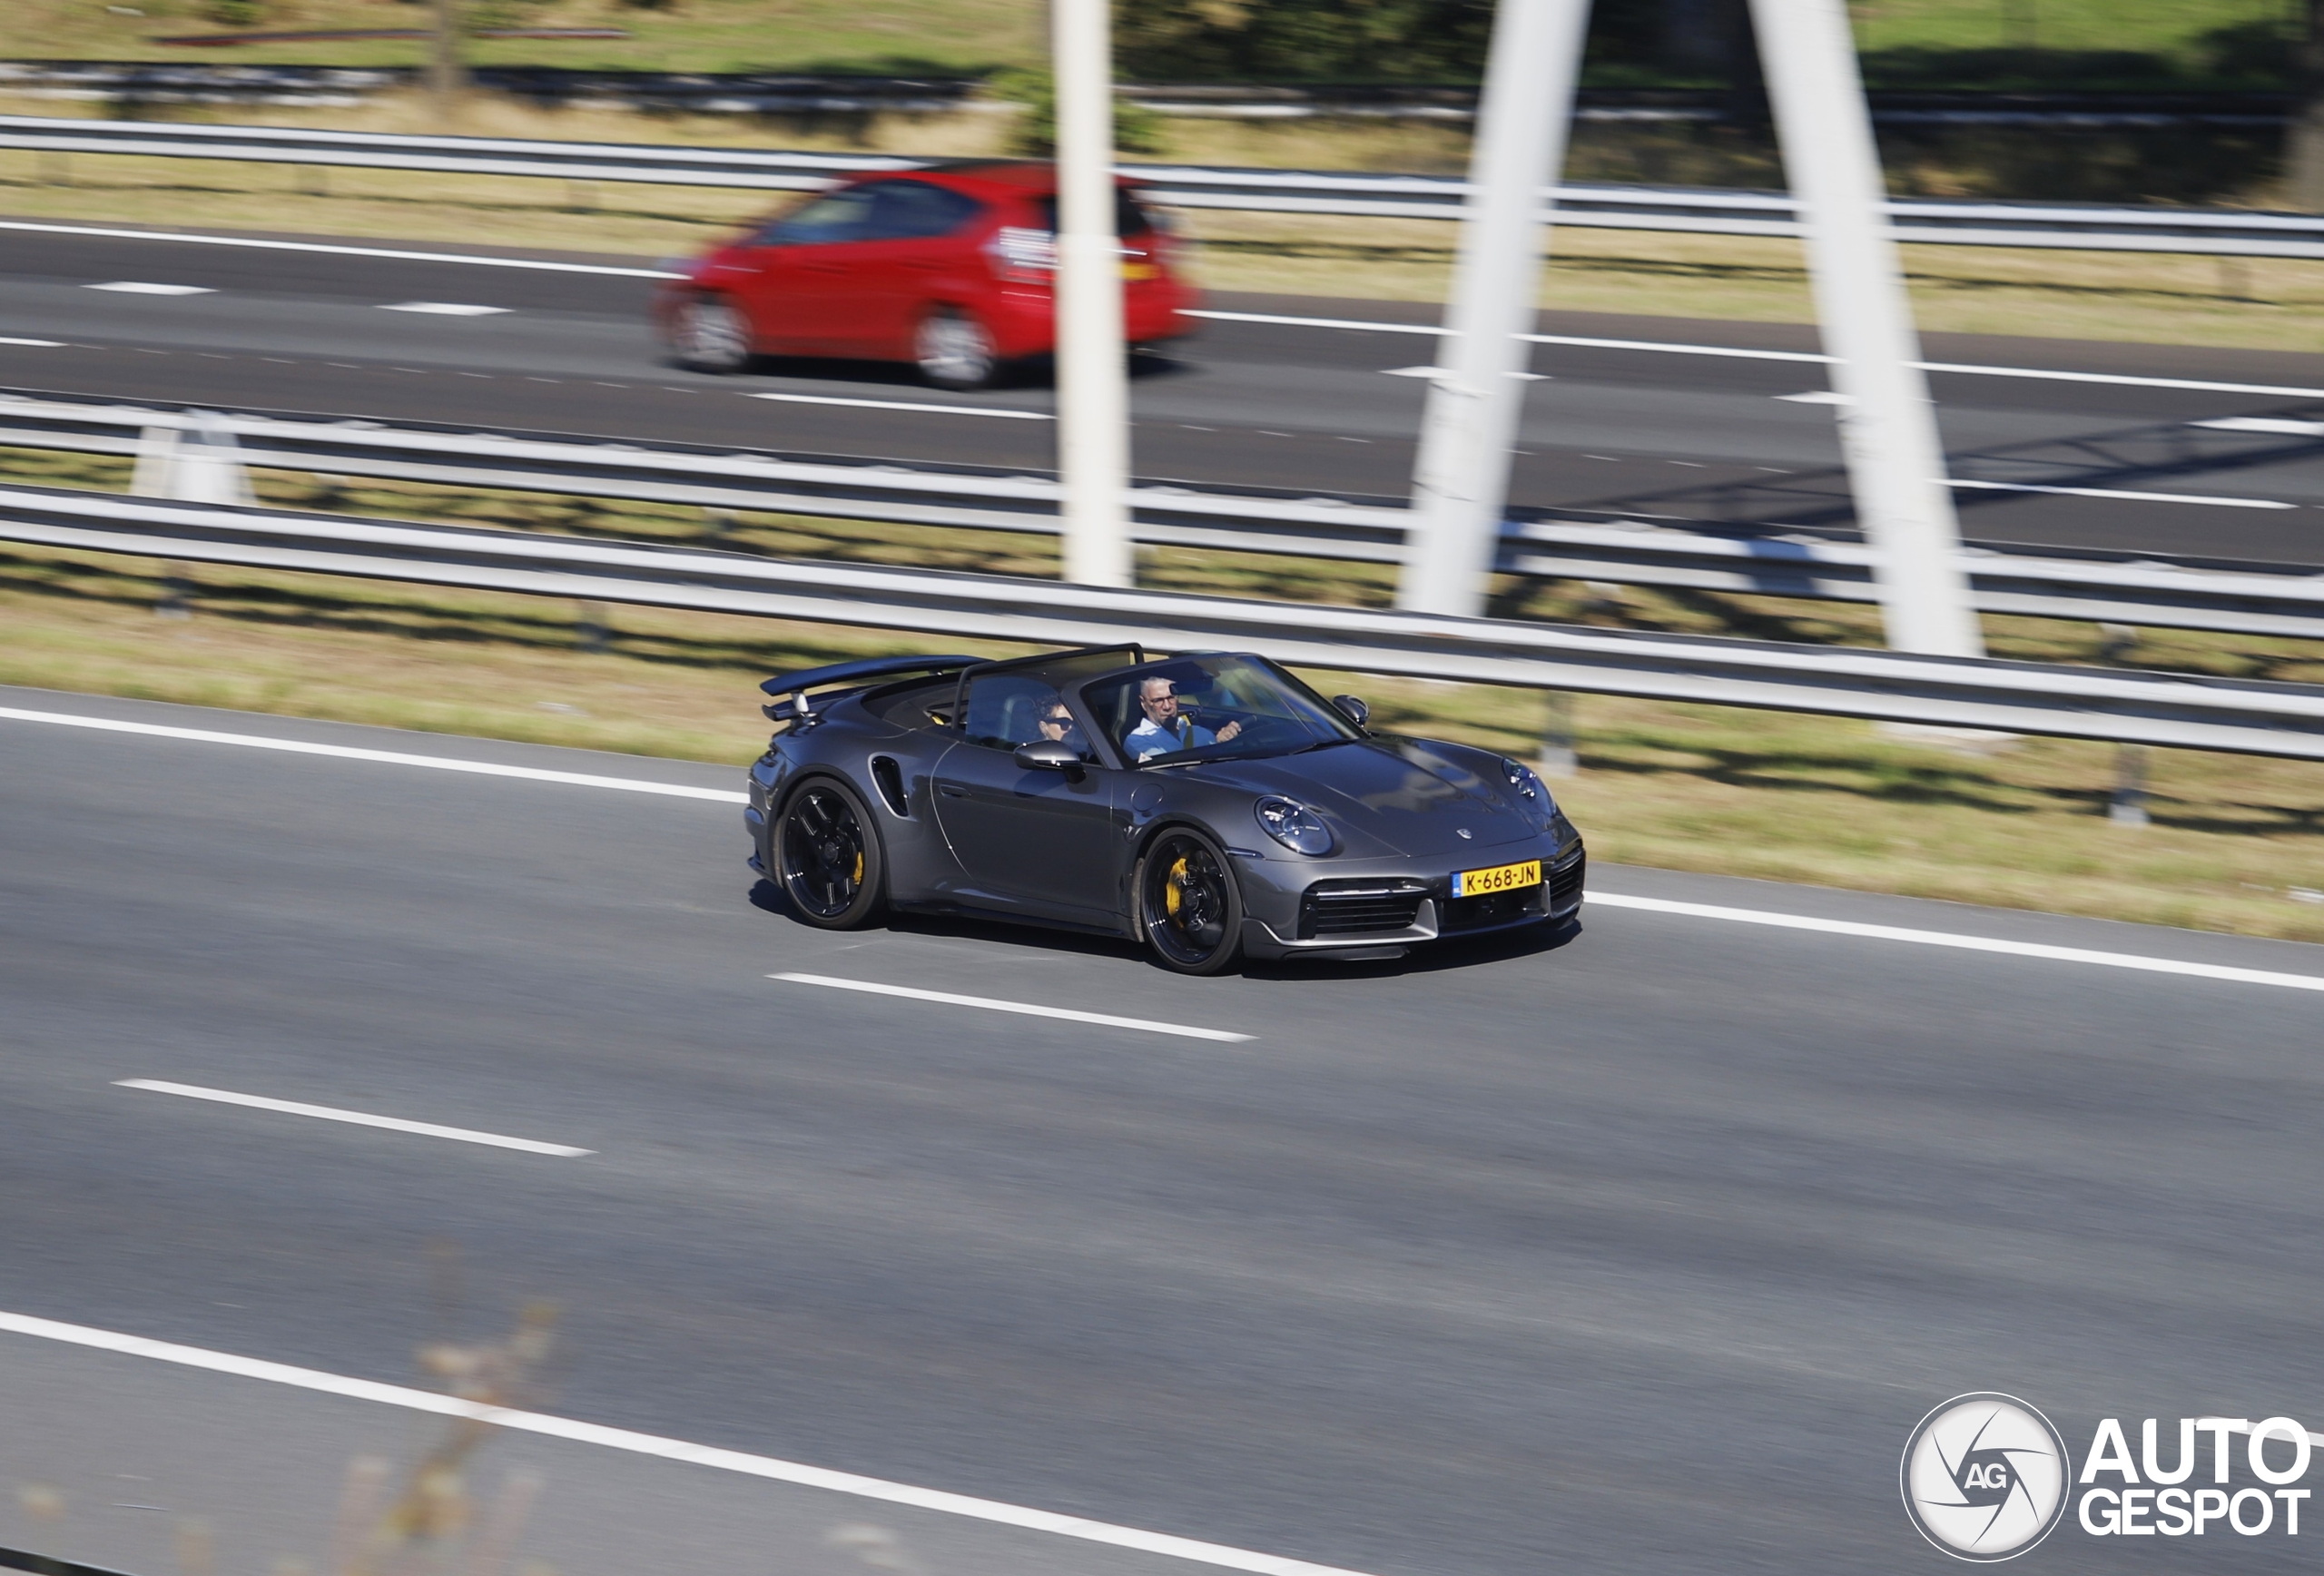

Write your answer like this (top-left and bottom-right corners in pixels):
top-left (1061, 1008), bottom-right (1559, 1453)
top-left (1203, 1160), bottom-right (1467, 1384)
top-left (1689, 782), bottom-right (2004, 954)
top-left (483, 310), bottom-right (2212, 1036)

top-left (115, 1079), bottom-right (592, 1157)
top-left (1186, 309), bottom-right (2324, 397)
top-left (2195, 416), bottom-right (2324, 438)
top-left (87, 281), bottom-right (214, 296)
top-left (0, 706), bottom-right (747, 803)
top-left (380, 301), bottom-right (510, 316)
top-left (1379, 366), bottom-right (1543, 380)
top-left (1589, 892), bottom-right (2324, 993)
top-left (0, 221), bottom-right (680, 279)
top-left (1947, 478), bottom-right (2295, 509)
top-left (1776, 389), bottom-right (1850, 404)
top-left (748, 392), bottom-right (1053, 420)
top-left (0, 1310), bottom-right (1380, 1576)
top-left (0, 336), bottom-right (65, 347)
top-left (771, 973), bottom-right (1254, 1043)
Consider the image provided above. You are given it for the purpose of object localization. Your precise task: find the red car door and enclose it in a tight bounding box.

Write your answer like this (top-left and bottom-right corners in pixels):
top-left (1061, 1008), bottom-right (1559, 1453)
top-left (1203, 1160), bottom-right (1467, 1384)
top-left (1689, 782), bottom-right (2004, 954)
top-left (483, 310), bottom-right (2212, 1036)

top-left (731, 185), bottom-right (881, 354)
top-left (845, 180), bottom-right (990, 357)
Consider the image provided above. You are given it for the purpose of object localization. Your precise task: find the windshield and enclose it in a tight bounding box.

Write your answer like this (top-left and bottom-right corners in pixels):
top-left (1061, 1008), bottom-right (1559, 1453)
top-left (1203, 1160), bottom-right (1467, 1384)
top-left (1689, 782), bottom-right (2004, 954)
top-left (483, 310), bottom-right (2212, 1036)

top-left (1083, 655), bottom-right (1360, 766)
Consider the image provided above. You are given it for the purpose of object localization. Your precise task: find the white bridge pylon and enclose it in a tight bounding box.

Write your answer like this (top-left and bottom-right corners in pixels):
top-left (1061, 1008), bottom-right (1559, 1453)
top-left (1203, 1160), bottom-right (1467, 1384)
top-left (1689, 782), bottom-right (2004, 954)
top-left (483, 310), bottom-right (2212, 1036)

top-left (1399, 0), bottom-right (1984, 660)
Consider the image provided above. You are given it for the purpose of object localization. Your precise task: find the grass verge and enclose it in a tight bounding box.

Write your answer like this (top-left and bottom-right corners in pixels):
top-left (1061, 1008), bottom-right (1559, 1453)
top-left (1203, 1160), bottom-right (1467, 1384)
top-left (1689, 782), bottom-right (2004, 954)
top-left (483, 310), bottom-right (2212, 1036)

top-left (5, 445), bottom-right (2321, 944)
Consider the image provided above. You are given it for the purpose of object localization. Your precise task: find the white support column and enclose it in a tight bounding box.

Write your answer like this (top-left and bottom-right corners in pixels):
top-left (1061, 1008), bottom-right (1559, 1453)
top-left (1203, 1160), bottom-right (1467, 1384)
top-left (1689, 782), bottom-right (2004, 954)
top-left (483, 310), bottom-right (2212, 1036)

top-left (1050, 0), bottom-right (1133, 588)
top-left (1399, 0), bottom-right (1593, 618)
top-left (1748, 0), bottom-right (1982, 657)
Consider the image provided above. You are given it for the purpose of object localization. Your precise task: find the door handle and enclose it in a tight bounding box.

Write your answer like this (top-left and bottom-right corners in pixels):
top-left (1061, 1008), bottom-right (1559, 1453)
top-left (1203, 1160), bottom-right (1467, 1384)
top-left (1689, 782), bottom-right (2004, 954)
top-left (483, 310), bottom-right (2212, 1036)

top-left (939, 783), bottom-right (967, 798)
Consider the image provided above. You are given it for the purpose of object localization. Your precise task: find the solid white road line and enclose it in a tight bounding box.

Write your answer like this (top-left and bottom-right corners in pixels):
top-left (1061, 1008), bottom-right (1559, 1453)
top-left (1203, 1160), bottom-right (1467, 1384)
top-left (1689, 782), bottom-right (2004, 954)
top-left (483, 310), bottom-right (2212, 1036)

top-left (1589, 892), bottom-right (2324, 993)
top-left (748, 392), bottom-right (1054, 420)
top-left (1947, 478), bottom-right (2295, 509)
top-left (0, 1309), bottom-right (1380, 1576)
top-left (772, 973), bottom-right (1255, 1043)
top-left (0, 706), bottom-right (748, 803)
top-left (1183, 308), bottom-right (2324, 398)
top-left (115, 1079), bottom-right (592, 1157)
top-left (88, 281), bottom-right (214, 296)
top-left (1776, 390), bottom-right (1851, 404)
top-left (2195, 416), bottom-right (2324, 438)
top-left (0, 336), bottom-right (65, 347)
top-left (0, 221), bottom-right (681, 279)
top-left (380, 301), bottom-right (510, 316)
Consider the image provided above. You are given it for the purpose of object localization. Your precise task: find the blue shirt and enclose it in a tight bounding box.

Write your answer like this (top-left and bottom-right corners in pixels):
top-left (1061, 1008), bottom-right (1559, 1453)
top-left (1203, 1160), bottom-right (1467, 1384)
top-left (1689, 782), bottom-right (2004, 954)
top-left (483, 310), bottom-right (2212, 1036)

top-left (1125, 714), bottom-right (1216, 762)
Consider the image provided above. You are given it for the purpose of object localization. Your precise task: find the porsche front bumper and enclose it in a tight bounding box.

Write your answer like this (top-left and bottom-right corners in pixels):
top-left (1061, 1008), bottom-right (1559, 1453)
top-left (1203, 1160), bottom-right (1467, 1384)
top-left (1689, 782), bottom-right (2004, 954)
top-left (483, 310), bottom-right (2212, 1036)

top-left (1235, 838), bottom-right (1585, 960)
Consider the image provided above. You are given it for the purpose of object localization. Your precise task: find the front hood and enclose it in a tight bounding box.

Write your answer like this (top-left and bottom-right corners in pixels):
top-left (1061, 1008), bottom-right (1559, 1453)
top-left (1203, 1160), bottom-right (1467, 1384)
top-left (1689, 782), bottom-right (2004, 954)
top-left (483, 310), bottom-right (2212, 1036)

top-left (1192, 739), bottom-right (1539, 859)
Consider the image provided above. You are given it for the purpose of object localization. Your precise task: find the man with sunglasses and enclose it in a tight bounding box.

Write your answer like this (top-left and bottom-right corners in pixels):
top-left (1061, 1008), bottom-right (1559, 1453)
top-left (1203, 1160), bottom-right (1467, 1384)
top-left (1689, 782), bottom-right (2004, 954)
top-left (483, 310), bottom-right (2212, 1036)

top-left (1124, 675), bottom-right (1241, 763)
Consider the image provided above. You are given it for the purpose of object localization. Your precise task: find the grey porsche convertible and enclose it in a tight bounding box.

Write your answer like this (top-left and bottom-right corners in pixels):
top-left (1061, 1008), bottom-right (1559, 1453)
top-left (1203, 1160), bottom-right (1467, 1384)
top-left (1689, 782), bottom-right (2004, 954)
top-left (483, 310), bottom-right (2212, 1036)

top-left (743, 645), bottom-right (1586, 974)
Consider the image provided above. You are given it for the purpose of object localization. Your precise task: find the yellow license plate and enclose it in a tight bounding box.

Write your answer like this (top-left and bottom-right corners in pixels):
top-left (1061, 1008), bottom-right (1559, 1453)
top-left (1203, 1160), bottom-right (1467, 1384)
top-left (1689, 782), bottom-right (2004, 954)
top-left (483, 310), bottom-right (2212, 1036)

top-left (1122, 261), bottom-right (1160, 281)
top-left (1452, 859), bottom-right (1541, 898)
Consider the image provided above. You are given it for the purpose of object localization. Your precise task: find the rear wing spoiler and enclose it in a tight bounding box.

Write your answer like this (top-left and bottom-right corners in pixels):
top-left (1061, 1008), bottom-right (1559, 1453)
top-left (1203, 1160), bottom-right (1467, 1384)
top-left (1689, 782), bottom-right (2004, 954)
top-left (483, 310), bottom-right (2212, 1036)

top-left (761, 655), bottom-right (981, 724)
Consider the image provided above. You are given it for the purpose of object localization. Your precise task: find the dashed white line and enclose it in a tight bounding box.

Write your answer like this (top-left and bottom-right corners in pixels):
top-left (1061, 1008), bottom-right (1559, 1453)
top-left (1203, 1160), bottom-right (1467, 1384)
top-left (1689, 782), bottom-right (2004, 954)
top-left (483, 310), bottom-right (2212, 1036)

top-left (87, 281), bottom-right (214, 296)
top-left (1589, 892), bottom-right (2324, 993)
top-left (771, 973), bottom-right (1254, 1043)
top-left (748, 392), bottom-right (1053, 420)
top-left (0, 336), bottom-right (64, 347)
top-left (1947, 478), bottom-right (2295, 509)
top-left (380, 301), bottom-right (510, 316)
top-left (0, 220), bottom-right (680, 279)
top-left (0, 1309), bottom-right (1380, 1576)
top-left (1776, 389), bottom-right (1850, 404)
top-left (115, 1079), bottom-right (592, 1157)
top-left (0, 706), bottom-right (748, 803)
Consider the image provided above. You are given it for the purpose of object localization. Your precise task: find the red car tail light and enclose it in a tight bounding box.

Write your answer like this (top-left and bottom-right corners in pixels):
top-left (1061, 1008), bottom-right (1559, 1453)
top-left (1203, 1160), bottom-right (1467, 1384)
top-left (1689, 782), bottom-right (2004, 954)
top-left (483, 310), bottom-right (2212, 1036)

top-left (983, 225), bottom-right (1057, 283)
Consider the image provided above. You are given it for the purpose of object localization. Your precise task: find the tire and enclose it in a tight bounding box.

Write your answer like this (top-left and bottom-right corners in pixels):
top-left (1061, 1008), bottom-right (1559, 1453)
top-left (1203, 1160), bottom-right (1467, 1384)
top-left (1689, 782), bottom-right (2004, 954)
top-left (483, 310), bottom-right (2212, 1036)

top-left (674, 294), bottom-right (753, 374)
top-left (1136, 828), bottom-right (1244, 975)
top-left (774, 778), bottom-right (886, 929)
top-left (914, 306), bottom-right (1000, 391)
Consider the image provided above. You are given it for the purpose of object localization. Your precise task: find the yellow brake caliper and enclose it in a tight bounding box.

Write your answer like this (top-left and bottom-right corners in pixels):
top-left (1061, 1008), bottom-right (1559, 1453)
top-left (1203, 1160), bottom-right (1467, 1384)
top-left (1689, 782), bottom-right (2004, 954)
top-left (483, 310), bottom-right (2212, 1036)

top-left (1164, 856), bottom-right (1188, 918)
top-left (852, 850), bottom-right (864, 886)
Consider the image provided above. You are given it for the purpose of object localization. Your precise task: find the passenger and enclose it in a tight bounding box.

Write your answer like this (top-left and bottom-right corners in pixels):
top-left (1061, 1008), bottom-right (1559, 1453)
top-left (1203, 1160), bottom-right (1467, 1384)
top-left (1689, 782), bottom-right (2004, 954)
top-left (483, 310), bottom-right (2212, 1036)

top-left (1035, 697), bottom-right (1085, 753)
top-left (1124, 675), bottom-right (1241, 762)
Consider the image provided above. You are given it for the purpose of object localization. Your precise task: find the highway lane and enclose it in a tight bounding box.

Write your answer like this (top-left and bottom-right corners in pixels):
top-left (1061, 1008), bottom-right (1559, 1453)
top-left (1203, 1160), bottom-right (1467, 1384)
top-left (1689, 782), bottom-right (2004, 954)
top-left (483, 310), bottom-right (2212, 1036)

top-left (7, 686), bottom-right (2324, 1574)
top-left (5, 224), bottom-right (2324, 564)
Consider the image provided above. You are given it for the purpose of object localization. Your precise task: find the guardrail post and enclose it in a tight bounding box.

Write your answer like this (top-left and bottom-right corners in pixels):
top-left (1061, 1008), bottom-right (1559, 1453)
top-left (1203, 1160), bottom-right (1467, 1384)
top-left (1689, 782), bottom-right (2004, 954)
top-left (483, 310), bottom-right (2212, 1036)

top-left (1398, 0), bottom-right (1592, 618)
top-left (1748, 0), bottom-right (1983, 659)
top-left (1537, 690), bottom-right (1578, 777)
top-left (1052, 0), bottom-right (1133, 588)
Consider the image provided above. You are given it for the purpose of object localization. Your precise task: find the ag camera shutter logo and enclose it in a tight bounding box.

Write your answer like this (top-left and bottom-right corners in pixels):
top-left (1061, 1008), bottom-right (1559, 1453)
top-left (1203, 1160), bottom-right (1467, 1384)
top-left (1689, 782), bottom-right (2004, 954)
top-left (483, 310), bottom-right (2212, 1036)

top-left (1901, 1393), bottom-right (2070, 1561)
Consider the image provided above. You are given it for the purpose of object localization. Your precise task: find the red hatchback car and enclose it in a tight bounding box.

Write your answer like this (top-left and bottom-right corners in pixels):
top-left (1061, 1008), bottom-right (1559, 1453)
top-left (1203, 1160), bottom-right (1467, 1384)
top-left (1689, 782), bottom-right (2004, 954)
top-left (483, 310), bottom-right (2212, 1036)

top-left (654, 161), bottom-right (1199, 390)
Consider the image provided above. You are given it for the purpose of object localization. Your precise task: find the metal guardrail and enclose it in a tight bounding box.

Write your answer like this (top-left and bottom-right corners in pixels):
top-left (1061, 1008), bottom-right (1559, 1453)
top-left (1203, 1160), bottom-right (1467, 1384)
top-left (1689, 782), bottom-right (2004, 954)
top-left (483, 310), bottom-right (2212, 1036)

top-left (6, 392), bottom-right (2324, 641)
top-left (5, 481), bottom-right (2323, 759)
top-left (2, 113), bottom-right (2317, 260)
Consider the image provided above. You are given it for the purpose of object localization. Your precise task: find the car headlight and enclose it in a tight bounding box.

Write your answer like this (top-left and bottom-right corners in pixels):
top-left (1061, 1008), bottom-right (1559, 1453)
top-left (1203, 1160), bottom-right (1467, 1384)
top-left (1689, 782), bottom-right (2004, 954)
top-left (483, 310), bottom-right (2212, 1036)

top-left (1255, 796), bottom-right (1334, 856)
top-left (1499, 757), bottom-right (1561, 827)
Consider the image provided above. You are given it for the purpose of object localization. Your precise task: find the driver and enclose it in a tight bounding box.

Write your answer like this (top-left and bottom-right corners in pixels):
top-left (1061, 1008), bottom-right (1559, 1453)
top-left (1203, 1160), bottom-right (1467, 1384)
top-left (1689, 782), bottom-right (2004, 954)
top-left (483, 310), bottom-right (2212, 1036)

top-left (1124, 675), bottom-right (1242, 762)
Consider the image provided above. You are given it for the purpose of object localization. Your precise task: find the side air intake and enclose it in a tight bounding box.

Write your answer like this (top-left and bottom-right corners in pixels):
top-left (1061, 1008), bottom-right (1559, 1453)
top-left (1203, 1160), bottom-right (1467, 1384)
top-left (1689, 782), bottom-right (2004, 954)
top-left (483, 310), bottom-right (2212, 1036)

top-left (868, 755), bottom-right (910, 817)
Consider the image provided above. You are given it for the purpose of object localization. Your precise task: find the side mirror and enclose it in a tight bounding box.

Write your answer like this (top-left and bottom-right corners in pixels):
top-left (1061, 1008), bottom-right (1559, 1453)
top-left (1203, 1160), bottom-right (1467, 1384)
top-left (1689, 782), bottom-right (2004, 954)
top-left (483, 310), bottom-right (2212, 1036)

top-left (1013, 740), bottom-right (1082, 772)
top-left (1332, 694), bottom-right (1369, 728)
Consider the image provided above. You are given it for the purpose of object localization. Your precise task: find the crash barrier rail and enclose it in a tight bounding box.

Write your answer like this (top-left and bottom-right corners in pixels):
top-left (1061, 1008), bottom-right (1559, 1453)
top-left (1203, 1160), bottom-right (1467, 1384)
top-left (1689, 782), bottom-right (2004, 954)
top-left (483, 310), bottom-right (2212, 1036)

top-left (2, 113), bottom-right (2317, 260)
top-left (6, 392), bottom-right (2324, 643)
top-left (5, 480), bottom-right (2323, 759)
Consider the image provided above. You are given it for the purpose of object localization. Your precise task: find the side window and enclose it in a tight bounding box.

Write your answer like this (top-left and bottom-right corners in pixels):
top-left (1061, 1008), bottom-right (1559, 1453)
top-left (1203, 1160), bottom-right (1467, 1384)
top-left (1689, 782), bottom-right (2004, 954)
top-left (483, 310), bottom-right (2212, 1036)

top-left (863, 181), bottom-right (983, 241)
top-left (961, 675), bottom-right (1060, 751)
top-left (1032, 189), bottom-right (1156, 238)
top-left (761, 187), bottom-right (878, 247)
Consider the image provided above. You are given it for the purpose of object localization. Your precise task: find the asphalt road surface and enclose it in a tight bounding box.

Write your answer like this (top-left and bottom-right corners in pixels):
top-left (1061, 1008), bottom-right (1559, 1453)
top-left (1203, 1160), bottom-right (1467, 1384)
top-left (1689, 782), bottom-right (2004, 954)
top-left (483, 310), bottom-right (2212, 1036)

top-left (6, 685), bottom-right (2324, 1575)
top-left (5, 222), bottom-right (2324, 566)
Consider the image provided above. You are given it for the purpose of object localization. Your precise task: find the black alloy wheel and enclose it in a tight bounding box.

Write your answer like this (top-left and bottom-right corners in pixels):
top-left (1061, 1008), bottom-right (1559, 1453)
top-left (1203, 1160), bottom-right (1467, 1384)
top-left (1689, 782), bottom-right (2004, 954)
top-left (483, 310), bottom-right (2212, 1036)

top-left (776, 780), bottom-right (885, 928)
top-left (1137, 828), bottom-right (1244, 975)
